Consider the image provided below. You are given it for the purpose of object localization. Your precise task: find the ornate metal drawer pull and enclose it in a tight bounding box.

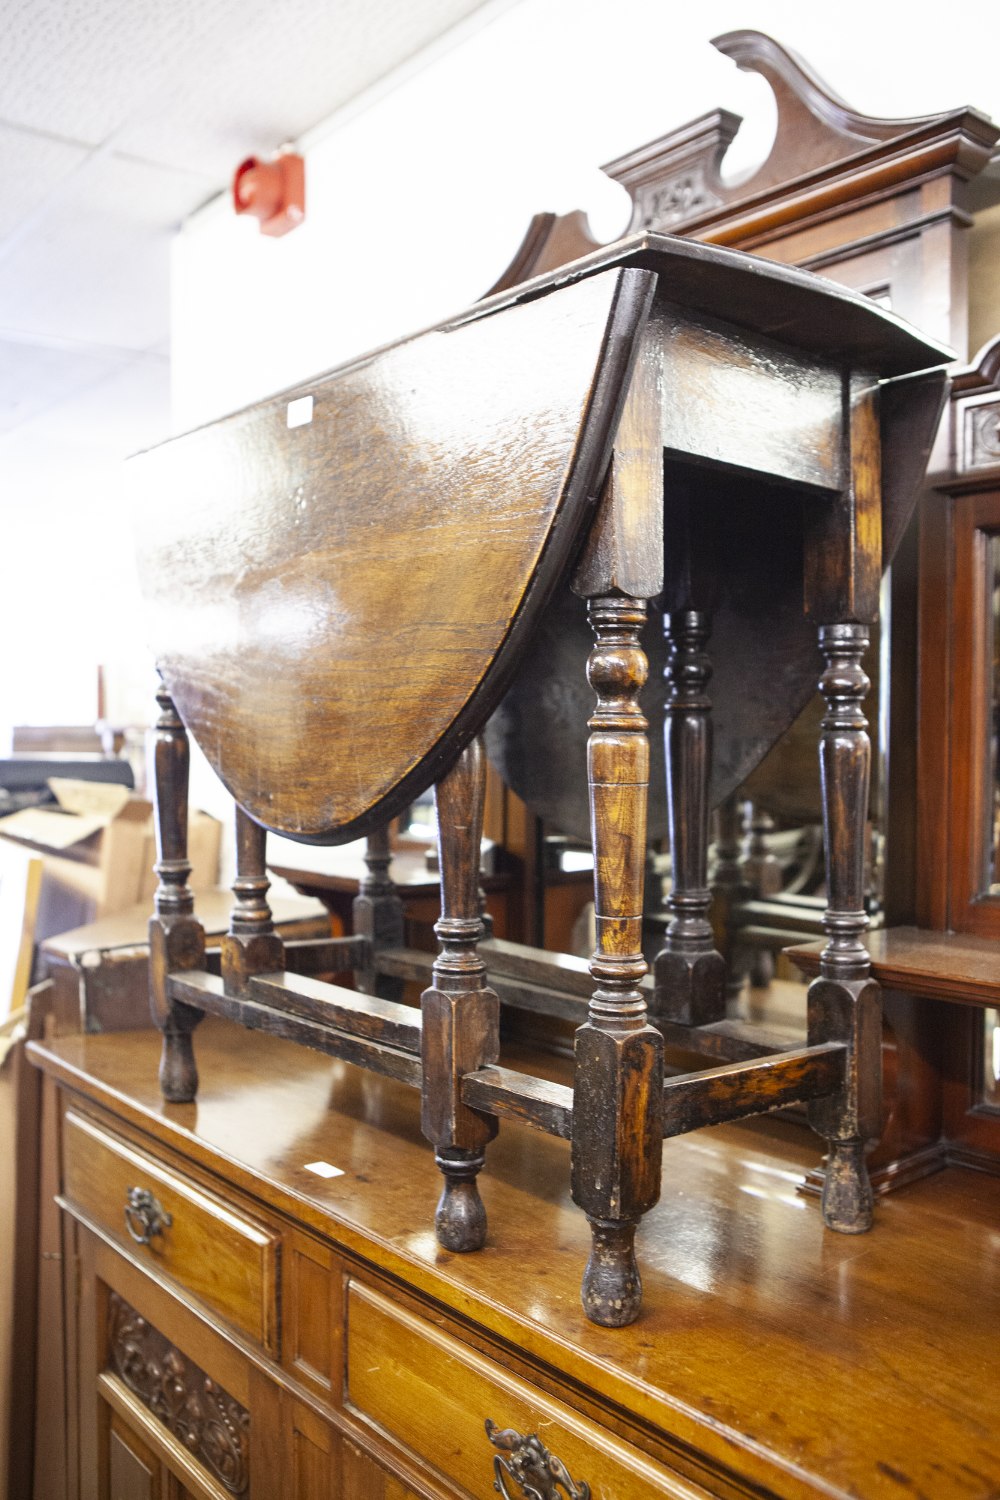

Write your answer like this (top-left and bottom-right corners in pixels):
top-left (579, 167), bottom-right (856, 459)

top-left (124, 1187), bottom-right (173, 1246)
top-left (485, 1419), bottom-right (590, 1499)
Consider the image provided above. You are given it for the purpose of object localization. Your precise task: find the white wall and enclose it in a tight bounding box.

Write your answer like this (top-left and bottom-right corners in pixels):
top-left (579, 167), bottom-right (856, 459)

top-left (169, 0), bottom-right (1000, 870)
top-left (173, 0), bottom-right (1000, 428)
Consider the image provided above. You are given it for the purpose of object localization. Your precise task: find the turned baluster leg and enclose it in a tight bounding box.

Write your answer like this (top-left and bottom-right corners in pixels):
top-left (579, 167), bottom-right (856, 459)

top-left (421, 738), bottom-right (499, 1252)
top-left (654, 609), bottom-right (726, 1025)
top-left (713, 792), bottom-right (748, 1000)
top-left (148, 681), bottom-right (205, 1103)
top-left (571, 595), bottom-right (663, 1327)
top-left (353, 823), bottom-right (405, 1000)
top-left (808, 624), bottom-right (881, 1232)
top-left (221, 807), bottom-right (283, 996)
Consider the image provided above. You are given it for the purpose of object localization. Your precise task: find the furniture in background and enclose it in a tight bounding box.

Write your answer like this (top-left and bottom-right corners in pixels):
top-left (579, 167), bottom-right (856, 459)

top-left (40, 890), bottom-right (330, 1037)
top-left (790, 927), bottom-right (1000, 1187)
top-left (272, 843), bottom-right (593, 959)
top-left (485, 32), bottom-right (1000, 1201)
top-left (0, 893), bottom-right (328, 1500)
top-left (788, 332), bottom-right (1000, 1193)
top-left (487, 29), bottom-right (998, 936)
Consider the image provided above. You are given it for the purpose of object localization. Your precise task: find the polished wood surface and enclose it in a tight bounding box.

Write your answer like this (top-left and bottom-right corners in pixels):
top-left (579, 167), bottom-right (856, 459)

top-left (790, 924), bottom-right (1000, 1005)
top-left (62, 1104), bottom-right (279, 1349)
top-left (134, 233), bottom-right (947, 847)
top-left (136, 226), bottom-right (950, 1324)
top-left (789, 926), bottom-right (1000, 1193)
top-left (487, 26), bottom-right (972, 883)
top-left (919, 337), bottom-right (1000, 937)
top-left (134, 266), bottom-right (652, 843)
top-left (31, 1018), bottom-right (1000, 1500)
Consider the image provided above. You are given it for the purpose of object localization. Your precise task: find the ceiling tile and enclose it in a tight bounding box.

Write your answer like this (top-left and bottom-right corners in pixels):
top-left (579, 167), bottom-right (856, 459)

top-left (0, 123), bottom-right (90, 244)
top-left (0, 153), bottom-right (214, 350)
top-left (2, 0), bottom-right (494, 176)
top-left (27, 351), bottom-right (171, 454)
top-left (0, 0), bottom-right (187, 145)
top-left (0, 335), bottom-right (124, 435)
top-left (114, 0), bottom-right (494, 179)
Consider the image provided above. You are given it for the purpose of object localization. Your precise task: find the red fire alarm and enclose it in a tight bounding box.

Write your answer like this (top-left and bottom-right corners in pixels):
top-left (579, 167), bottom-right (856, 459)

top-left (232, 151), bottom-right (305, 237)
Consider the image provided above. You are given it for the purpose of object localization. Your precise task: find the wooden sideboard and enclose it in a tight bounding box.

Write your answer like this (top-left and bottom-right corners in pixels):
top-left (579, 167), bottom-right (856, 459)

top-left (29, 1017), bottom-right (1000, 1500)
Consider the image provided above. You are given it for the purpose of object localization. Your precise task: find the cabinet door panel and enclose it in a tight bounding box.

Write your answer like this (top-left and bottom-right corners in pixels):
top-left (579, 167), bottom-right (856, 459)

top-left (289, 1401), bottom-right (336, 1500)
top-left (341, 1439), bottom-right (424, 1500)
top-left (107, 1413), bottom-right (162, 1500)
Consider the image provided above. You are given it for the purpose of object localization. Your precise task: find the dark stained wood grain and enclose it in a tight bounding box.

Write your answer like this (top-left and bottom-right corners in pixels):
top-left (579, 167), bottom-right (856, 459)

top-left (165, 971), bottom-right (423, 1088)
top-left (916, 495), bottom-right (954, 931)
top-left (944, 491), bottom-right (1000, 939)
top-left (661, 1043), bottom-right (846, 1137)
top-left (250, 972), bottom-right (421, 1052)
top-left (375, 944), bottom-right (593, 1024)
top-left (804, 380), bottom-right (882, 626)
top-left (486, 298), bottom-right (944, 844)
top-left (481, 938), bottom-right (594, 998)
top-left (571, 303), bottom-right (664, 601)
top-left (656, 1015), bottom-right (799, 1064)
top-left (570, 594), bottom-right (663, 1327)
top-left (220, 805), bottom-right (284, 997)
top-left (134, 235), bottom-right (945, 848)
top-left (655, 608), bottom-right (726, 1026)
top-left (133, 221), bottom-right (951, 1335)
top-left (461, 1065), bottom-right (573, 1140)
top-left (788, 925), bottom-right (1000, 1007)
top-left (352, 824), bottom-right (405, 1001)
top-left (134, 266), bottom-right (655, 843)
top-left (807, 624), bottom-right (881, 1234)
top-left (147, 682), bottom-right (204, 1104)
top-left (282, 935), bottom-right (369, 976)
top-left (420, 740), bottom-right (500, 1252)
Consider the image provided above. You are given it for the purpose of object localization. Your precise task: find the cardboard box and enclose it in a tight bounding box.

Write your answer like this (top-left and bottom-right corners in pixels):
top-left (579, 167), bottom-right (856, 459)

top-left (41, 889), bottom-right (329, 1035)
top-left (0, 779), bottom-right (221, 941)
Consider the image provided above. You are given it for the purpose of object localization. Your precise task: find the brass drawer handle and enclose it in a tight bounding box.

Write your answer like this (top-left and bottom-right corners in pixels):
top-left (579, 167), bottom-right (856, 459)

top-left (485, 1419), bottom-right (590, 1499)
top-left (124, 1187), bottom-right (173, 1246)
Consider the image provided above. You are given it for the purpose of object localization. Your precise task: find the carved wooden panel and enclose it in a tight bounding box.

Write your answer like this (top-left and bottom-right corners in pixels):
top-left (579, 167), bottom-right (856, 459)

top-left (107, 1293), bottom-right (250, 1496)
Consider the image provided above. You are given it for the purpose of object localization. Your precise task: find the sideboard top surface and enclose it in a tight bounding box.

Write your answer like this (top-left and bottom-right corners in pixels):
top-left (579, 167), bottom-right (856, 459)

top-left (30, 1018), bottom-right (1000, 1500)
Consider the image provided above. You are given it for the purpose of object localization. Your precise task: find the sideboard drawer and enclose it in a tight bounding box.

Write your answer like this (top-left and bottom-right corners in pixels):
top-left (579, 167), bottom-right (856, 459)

top-left (345, 1279), bottom-right (707, 1500)
top-left (62, 1108), bottom-right (279, 1352)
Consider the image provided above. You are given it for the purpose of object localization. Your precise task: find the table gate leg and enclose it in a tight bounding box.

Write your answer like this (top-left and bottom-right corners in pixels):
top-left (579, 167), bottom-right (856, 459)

top-left (572, 595), bottom-right (663, 1326)
top-left (655, 608), bottom-right (726, 1025)
top-left (148, 679), bottom-right (205, 1103)
top-left (807, 623), bottom-right (881, 1232)
top-left (354, 822), bottom-right (405, 1000)
top-left (421, 738), bottom-right (500, 1252)
top-left (221, 807), bottom-right (283, 995)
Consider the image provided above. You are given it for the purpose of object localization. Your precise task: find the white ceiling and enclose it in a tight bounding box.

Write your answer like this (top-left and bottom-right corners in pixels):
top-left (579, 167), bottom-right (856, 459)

top-left (0, 0), bottom-right (496, 459)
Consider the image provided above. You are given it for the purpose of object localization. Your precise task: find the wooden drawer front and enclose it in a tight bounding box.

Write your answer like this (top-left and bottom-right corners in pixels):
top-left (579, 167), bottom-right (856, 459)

top-left (63, 1109), bottom-right (278, 1351)
top-left (346, 1280), bottom-right (705, 1500)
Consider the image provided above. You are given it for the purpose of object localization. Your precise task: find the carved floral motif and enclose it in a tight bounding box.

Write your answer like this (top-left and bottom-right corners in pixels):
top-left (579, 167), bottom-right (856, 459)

top-left (107, 1293), bottom-right (250, 1495)
top-left (636, 169), bottom-right (721, 230)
